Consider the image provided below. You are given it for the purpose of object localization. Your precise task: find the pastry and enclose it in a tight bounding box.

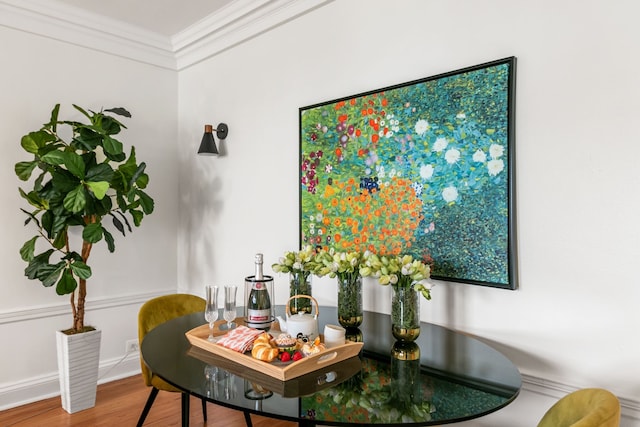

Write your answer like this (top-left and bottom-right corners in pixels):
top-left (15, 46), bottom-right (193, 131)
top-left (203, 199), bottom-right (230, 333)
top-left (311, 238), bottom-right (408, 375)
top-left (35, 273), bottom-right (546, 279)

top-left (251, 332), bottom-right (279, 362)
top-left (275, 333), bottom-right (298, 352)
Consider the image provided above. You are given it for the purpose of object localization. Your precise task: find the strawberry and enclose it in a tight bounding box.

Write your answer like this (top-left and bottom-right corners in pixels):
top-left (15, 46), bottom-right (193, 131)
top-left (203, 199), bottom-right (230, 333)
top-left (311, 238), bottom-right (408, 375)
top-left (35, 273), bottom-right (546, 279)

top-left (280, 352), bottom-right (291, 362)
top-left (292, 351), bottom-right (303, 362)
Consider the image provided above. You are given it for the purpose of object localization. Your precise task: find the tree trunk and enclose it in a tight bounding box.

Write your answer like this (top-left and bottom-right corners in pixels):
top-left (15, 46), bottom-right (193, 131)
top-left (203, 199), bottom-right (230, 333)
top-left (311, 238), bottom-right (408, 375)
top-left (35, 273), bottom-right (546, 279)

top-left (73, 235), bottom-right (93, 332)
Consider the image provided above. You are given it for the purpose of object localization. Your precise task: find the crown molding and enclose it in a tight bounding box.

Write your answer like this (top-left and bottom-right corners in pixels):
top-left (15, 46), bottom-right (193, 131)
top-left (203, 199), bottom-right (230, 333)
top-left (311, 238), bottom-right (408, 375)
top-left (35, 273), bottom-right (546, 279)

top-left (173, 0), bottom-right (333, 70)
top-left (0, 0), bottom-right (333, 71)
top-left (0, 0), bottom-right (176, 69)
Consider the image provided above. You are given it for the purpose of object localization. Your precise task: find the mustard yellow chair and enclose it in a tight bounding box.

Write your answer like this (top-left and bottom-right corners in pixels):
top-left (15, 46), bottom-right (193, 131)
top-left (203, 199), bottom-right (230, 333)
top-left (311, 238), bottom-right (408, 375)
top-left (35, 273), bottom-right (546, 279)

top-left (537, 388), bottom-right (621, 427)
top-left (137, 294), bottom-right (207, 426)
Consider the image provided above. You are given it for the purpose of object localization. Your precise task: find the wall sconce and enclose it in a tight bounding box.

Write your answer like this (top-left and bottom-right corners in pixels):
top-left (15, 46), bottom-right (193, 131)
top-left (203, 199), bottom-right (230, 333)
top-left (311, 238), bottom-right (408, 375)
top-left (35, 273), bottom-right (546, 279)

top-left (197, 123), bottom-right (229, 156)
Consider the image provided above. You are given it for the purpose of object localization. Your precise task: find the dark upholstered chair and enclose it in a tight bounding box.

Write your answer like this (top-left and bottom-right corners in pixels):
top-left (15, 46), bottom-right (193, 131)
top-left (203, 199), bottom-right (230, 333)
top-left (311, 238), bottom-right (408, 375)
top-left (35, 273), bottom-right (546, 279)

top-left (136, 294), bottom-right (207, 426)
top-left (537, 388), bottom-right (621, 427)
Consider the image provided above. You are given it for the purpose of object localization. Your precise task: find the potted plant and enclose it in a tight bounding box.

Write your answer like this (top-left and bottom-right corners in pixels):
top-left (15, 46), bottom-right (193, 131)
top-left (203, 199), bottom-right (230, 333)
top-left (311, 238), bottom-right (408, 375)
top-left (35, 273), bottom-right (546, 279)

top-left (14, 104), bottom-right (154, 412)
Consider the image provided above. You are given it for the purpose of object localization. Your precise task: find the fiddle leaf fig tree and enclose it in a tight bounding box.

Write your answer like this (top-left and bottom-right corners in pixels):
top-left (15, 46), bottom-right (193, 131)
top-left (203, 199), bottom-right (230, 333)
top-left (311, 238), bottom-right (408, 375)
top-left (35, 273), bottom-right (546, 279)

top-left (15, 104), bottom-right (154, 334)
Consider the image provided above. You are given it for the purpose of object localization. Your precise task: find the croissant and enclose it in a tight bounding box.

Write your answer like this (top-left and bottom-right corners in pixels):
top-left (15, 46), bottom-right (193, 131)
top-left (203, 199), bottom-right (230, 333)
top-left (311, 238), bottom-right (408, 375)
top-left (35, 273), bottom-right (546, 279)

top-left (251, 332), bottom-right (279, 362)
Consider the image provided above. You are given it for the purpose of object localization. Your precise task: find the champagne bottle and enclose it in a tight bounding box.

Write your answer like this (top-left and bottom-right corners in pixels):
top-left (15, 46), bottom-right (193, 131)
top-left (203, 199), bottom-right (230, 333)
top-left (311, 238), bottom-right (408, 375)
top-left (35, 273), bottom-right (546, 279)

top-left (246, 253), bottom-right (272, 330)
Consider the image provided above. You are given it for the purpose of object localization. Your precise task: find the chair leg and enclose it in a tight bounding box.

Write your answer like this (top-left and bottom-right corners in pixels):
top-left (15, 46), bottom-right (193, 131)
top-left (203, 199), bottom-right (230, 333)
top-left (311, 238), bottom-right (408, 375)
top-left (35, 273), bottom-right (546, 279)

top-left (201, 398), bottom-right (207, 421)
top-left (181, 392), bottom-right (190, 427)
top-left (244, 410), bottom-right (253, 427)
top-left (136, 387), bottom-right (160, 427)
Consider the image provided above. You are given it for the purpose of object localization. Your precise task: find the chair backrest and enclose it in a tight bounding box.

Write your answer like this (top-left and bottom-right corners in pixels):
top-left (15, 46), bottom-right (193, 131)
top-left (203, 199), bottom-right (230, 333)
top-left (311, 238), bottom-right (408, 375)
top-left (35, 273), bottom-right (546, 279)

top-left (537, 388), bottom-right (621, 427)
top-left (138, 294), bottom-right (205, 386)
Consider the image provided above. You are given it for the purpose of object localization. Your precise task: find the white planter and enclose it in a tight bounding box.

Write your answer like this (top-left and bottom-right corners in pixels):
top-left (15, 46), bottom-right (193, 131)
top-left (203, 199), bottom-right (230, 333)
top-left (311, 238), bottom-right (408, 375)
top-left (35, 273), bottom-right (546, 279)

top-left (56, 329), bottom-right (101, 414)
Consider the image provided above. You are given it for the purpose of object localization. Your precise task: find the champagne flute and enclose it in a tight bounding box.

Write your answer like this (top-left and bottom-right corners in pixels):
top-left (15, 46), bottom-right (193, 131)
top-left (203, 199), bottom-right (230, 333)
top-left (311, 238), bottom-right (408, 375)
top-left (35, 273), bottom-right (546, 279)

top-left (223, 285), bottom-right (237, 330)
top-left (205, 285), bottom-right (219, 341)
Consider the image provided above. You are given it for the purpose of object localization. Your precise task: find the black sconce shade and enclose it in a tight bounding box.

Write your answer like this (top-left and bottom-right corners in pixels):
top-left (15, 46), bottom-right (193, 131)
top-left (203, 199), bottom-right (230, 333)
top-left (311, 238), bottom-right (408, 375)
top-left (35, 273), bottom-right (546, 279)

top-left (198, 123), bottom-right (229, 156)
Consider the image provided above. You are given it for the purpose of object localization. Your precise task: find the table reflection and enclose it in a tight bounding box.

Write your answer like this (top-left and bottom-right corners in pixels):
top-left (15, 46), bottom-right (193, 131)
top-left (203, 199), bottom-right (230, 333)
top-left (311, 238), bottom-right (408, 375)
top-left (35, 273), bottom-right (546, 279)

top-left (300, 340), bottom-right (435, 424)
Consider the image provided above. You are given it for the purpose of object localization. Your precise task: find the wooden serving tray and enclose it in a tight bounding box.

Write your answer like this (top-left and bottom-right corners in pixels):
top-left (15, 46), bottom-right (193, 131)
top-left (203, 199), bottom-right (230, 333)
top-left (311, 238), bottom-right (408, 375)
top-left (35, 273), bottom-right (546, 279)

top-left (185, 319), bottom-right (363, 381)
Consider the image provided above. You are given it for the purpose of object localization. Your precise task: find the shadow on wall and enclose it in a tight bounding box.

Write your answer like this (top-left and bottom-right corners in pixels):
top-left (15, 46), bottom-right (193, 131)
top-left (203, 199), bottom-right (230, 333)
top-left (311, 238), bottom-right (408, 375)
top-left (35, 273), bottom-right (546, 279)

top-left (182, 150), bottom-right (225, 289)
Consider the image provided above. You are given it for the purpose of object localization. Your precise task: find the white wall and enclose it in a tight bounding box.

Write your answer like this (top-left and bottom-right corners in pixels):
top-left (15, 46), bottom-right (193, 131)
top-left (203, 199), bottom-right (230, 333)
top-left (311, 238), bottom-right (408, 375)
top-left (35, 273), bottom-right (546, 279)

top-left (0, 25), bottom-right (178, 407)
top-left (1, 0), bottom-right (638, 424)
top-left (178, 0), bottom-right (640, 425)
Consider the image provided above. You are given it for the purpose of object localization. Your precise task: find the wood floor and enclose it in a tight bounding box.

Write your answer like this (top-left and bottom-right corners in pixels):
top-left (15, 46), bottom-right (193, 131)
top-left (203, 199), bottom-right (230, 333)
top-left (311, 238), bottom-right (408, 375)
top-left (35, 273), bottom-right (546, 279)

top-left (0, 375), bottom-right (297, 427)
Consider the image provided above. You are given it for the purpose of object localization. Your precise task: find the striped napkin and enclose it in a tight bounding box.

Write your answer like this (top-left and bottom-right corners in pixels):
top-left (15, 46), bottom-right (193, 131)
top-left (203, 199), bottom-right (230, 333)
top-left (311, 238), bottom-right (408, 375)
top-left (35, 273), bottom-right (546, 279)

top-left (216, 325), bottom-right (264, 353)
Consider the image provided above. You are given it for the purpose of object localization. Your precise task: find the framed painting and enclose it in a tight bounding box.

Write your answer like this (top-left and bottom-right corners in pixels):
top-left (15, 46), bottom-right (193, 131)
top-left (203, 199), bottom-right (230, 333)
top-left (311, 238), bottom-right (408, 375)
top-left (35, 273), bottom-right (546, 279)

top-left (299, 57), bottom-right (517, 289)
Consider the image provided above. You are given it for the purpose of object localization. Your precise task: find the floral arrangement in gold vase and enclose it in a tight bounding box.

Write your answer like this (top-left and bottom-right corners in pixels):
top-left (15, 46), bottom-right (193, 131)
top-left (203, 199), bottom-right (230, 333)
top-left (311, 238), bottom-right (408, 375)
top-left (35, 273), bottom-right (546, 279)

top-left (361, 254), bottom-right (433, 341)
top-left (272, 245), bottom-right (318, 314)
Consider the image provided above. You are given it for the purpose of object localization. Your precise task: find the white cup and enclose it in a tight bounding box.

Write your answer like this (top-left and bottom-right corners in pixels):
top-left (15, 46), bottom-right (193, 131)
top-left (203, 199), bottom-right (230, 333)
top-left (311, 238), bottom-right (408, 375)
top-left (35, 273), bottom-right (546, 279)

top-left (323, 324), bottom-right (346, 348)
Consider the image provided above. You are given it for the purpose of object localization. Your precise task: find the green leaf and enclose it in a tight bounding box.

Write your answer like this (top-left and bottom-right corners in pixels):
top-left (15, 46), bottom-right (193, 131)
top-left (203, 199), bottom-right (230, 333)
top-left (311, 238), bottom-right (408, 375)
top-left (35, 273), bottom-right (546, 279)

top-left (136, 173), bottom-right (149, 189)
top-left (82, 222), bottom-right (103, 243)
top-left (72, 104), bottom-right (91, 120)
top-left (137, 189), bottom-right (155, 215)
top-left (111, 214), bottom-right (125, 235)
top-left (19, 188), bottom-right (48, 209)
top-left (41, 262), bottom-right (66, 287)
top-left (56, 269), bottom-right (77, 295)
top-left (21, 131), bottom-right (53, 154)
top-left (52, 170), bottom-right (80, 193)
top-left (64, 152), bottom-right (85, 179)
top-left (51, 227), bottom-right (67, 249)
top-left (131, 209), bottom-right (143, 227)
top-left (24, 249), bottom-right (54, 280)
top-left (41, 210), bottom-right (54, 237)
top-left (63, 185), bottom-right (86, 213)
top-left (48, 104), bottom-right (60, 132)
top-left (85, 163), bottom-right (114, 182)
top-left (15, 161), bottom-right (37, 181)
top-left (129, 162), bottom-right (146, 188)
top-left (70, 261), bottom-right (92, 279)
top-left (86, 181), bottom-right (109, 199)
top-left (73, 127), bottom-right (102, 151)
top-left (103, 135), bottom-right (123, 156)
top-left (100, 116), bottom-right (123, 135)
top-left (117, 147), bottom-right (137, 186)
top-left (20, 236), bottom-right (39, 262)
top-left (103, 228), bottom-right (115, 252)
top-left (40, 151), bottom-right (66, 166)
top-left (113, 211), bottom-right (132, 233)
top-left (104, 107), bottom-right (131, 118)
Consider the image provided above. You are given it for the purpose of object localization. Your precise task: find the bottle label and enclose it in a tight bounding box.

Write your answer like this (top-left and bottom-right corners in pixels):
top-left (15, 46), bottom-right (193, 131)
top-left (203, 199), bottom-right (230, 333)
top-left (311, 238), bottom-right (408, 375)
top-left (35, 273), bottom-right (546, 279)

top-left (253, 283), bottom-right (265, 290)
top-left (247, 308), bottom-right (271, 322)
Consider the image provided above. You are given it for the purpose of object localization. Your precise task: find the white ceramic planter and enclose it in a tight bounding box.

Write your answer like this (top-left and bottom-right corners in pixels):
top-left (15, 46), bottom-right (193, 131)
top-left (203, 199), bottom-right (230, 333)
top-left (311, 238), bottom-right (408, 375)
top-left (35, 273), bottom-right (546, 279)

top-left (56, 329), bottom-right (101, 413)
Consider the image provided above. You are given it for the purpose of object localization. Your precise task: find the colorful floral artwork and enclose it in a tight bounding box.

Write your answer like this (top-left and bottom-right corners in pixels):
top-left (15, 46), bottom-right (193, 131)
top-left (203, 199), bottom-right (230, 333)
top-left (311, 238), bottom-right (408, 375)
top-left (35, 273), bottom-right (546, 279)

top-left (299, 57), bottom-right (516, 288)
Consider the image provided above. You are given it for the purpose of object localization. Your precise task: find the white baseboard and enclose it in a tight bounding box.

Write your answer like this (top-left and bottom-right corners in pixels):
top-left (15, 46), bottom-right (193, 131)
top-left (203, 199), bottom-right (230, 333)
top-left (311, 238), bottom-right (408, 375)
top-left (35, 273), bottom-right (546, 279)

top-left (0, 352), bottom-right (140, 411)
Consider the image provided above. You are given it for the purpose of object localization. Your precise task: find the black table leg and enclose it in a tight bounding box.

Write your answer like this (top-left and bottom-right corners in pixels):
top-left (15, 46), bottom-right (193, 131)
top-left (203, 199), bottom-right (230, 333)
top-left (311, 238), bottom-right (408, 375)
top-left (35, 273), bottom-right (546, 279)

top-left (243, 410), bottom-right (253, 427)
top-left (181, 393), bottom-right (190, 427)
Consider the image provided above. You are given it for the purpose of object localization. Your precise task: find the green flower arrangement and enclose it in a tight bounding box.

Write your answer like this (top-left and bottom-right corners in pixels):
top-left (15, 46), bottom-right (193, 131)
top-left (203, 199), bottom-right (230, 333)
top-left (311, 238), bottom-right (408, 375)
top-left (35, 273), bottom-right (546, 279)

top-left (272, 245), bottom-right (319, 314)
top-left (271, 245), bottom-right (319, 278)
top-left (360, 254), bottom-right (433, 300)
top-left (314, 248), bottom-right (367, 328)
top-left (313, 248), bottom-right (366, 279)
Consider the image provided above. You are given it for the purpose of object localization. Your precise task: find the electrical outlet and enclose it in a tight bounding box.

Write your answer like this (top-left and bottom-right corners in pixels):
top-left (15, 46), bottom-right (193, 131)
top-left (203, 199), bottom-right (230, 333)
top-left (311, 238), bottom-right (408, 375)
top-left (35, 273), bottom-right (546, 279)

top-left (125, 339), bottom-right (140, 354)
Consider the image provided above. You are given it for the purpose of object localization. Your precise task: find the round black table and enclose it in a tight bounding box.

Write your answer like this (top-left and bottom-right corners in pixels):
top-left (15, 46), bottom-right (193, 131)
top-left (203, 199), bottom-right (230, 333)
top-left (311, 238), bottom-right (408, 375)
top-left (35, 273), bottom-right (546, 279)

top-left (141, 307), bottom-right (520, 426)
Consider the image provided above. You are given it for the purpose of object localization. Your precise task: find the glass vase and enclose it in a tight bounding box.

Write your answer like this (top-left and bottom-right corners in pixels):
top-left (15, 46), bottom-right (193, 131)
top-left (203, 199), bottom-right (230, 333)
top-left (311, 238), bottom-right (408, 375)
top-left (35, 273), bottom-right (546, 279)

top-left (289, 271), bottom-right (312, 314)
top-left (391, 285), bottom-right (420, 341)
top-left (337, 272), bottom-right (363, 328)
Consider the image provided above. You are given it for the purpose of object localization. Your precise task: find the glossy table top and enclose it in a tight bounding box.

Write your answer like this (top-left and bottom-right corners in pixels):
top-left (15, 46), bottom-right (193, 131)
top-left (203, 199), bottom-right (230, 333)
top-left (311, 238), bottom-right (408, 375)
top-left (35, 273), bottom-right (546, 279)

top-left (141, 307), bottom-right (521, 426)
